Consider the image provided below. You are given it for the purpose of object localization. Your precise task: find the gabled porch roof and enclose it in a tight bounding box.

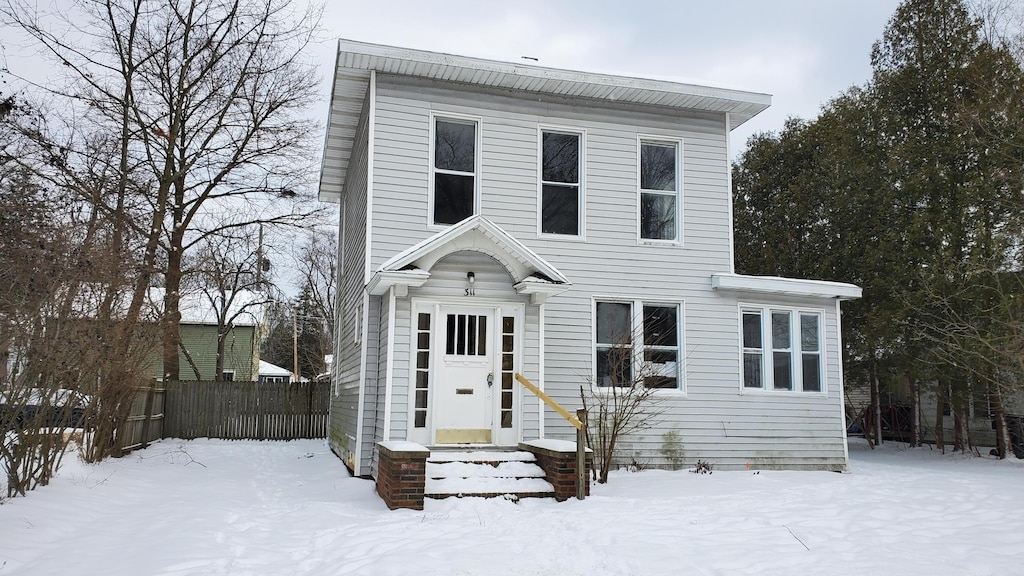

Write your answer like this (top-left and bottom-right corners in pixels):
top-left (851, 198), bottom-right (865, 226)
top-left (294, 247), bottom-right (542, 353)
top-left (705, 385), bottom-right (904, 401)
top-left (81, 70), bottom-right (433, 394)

top-left (368, 216), bottom-right (571, 303)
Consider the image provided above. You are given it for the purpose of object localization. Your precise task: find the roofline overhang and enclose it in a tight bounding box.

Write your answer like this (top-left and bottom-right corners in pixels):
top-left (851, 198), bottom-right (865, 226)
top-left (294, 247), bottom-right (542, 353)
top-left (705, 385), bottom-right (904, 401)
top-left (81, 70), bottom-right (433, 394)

top-left (710, 273), bottom-right (862, 301)
top-left (367, 269), bottom-right (431, 297)
top-left (334, 39), bottom-right (771, 124)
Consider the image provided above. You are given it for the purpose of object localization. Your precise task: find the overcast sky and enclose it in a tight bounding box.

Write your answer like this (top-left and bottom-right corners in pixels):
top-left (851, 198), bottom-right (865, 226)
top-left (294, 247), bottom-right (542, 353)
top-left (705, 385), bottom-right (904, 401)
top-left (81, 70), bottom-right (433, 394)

top-left (2, 1), bottom-right (904, 158)
top-left (311, 1), bottom-right (904, 157)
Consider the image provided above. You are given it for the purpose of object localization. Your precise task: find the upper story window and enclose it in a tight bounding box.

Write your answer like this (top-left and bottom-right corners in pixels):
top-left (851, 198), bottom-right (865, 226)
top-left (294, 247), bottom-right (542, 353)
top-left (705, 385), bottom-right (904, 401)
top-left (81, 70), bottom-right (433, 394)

top-left (742, 306), bottom-right (823, 392)
top-left (639, 139), bottom-right (680, 242)
top-left (594, 299), bottom-right (682, 390)
top-left (540, 129), bottom-right (583, 236)
top-left (432, 117), bottom-right (479, 225)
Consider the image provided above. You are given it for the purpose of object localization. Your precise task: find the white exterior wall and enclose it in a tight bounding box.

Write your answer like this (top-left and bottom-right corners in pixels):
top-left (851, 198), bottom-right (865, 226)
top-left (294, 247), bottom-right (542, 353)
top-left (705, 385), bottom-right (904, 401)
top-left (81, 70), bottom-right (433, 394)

top-left (332, 73), bottom-right (849, 473)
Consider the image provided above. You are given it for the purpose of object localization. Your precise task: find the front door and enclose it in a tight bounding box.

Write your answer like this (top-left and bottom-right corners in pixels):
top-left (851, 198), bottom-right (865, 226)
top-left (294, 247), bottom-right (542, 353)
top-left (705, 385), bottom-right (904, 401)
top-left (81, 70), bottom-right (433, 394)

top-left (434, 306), bottom-right (494, 444)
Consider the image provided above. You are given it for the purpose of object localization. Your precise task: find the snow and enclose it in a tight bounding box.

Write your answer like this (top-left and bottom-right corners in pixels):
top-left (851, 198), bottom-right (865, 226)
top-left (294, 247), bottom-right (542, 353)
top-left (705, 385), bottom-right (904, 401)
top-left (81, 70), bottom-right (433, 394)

top-left (428, 450), bottom-right (536, 463)
top-left (427, 460), bottom-right (547, 479)
top-left (377, 440), bottom-right (428, 453)
top-left (3, 438), bottom-right (1024, 575)
top-left (520, 438), bottom-right (592, 453)
top-left (426, 476), bottom-right (554, 495)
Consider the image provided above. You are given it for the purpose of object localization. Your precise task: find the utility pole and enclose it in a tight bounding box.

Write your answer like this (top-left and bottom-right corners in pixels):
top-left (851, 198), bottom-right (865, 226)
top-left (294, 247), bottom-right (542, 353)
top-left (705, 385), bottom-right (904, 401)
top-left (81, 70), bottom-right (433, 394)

top-left (292, 308), bottom-right (299, 383)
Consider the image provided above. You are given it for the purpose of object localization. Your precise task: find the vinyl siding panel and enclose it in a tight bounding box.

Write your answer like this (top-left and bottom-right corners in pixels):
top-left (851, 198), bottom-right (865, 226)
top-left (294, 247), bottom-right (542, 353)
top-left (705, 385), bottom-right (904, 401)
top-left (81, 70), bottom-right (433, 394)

top-left (360, 73), bottom-right (848, 472)
top-left (328, 85), bottom-right (371, 475)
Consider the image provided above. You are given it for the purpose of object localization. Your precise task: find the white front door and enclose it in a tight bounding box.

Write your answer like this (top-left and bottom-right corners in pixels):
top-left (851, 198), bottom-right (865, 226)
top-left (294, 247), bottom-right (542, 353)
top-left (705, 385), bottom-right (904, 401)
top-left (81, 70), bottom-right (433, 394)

top-left (434, 306), bottom-right (494, 444)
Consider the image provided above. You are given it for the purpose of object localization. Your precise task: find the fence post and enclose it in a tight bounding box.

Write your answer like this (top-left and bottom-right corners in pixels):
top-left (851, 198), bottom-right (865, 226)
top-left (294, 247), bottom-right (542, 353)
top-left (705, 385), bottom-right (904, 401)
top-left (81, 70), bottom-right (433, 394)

top-left (576, 408), bottom-right (587, 501)
top-left (140, 379), bottom-right (156, 449)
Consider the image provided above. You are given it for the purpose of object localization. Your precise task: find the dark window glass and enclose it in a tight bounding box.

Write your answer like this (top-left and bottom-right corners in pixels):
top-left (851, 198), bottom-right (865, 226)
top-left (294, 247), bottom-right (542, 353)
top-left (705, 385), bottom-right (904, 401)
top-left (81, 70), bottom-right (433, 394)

top-left (640, 143), bottom-right (675, 191)
top-left (640, 193), bottom-right (676, 240)
top-left (477, 316), bottom-right (487, 355)
top-left (445, 315), bottom-right (456, 355)
top-left (417, 313), bottom-right (431, 331)
top-left (643, 305), bottom-right (677, 347)
top-left (417, 332), bottom-right (429, 349)
top-left (503, 316), bottom-right (514, 333)
top-left (742, 312), bottom-right (762, 349)
top-left (414, 412), bottom-right (426, 428)
top-left (456, 314), bottom-right (466, 355)
top-left (773, 352), bottom-right (792, 390)
top-left (434, 173), bottom-right (474, 225)
top-left (802, 354), bottom-right (821, 392)
top-left (467, 315), bottom-right (477, 355)
top-left (596, 347), bottom-right (632, 387)
top-left (541, 184), bottom-right (579, 235)
top-left (743, 353), bottom-right (762, 388)
top-left (772, 312), bottom-right (791, 350)
top-left (800, 314), bottom-right (819, 351)
top-left (434, 120), bottom-right (475, 172)
top-left (596, 302), bottom-right (632, 345)
top-left (542, 132), bottom-right (579, 183)
top-left (416, 351), bottom-right (429, 370)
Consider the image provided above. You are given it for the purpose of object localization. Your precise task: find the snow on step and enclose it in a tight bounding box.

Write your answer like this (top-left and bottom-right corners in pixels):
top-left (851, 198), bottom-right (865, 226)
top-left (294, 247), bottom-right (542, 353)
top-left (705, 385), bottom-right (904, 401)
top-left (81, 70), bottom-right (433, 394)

top-left (427, 451), bottom-right (536, 464)
top-left (423, 452), bottom-right (554, 498)
top-left (427, 476), bottom-right (554, 496)
top-left (428, 460), bottom-right (546, 479)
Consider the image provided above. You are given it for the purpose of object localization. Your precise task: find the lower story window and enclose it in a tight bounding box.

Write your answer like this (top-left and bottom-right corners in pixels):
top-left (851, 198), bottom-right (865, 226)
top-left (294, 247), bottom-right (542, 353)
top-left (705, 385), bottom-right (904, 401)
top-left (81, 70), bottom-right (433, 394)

top-left (595, 299), bottom-right (682, 390)
top-left (742, 306), bottom-right (822, 392)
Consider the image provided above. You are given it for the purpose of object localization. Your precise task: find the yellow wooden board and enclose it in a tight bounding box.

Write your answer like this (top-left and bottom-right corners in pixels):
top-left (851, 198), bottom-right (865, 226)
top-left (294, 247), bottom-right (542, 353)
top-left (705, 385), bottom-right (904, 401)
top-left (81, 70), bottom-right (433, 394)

top-left (436, 428), bottom-right (492, 444)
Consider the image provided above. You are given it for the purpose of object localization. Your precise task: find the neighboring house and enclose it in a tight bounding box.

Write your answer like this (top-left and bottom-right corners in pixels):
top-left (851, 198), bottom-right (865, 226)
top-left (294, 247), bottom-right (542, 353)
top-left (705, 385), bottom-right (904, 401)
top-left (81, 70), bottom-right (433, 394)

top-left (320, 40), bottom-right (862, 478)
top-left (258, 360), bottom-right (294, 383)
top-left (144, 288), bottom-right (265, 382)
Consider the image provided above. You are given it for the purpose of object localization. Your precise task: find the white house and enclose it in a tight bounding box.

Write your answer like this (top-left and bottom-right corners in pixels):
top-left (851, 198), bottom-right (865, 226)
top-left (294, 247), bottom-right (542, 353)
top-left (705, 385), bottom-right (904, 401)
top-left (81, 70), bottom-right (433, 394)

top-left (319, 40), bottom-right (861, 480)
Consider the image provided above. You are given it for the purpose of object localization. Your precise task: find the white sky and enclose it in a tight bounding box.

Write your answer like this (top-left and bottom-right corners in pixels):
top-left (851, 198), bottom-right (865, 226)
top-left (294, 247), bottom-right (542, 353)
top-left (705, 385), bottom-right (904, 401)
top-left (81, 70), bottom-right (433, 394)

top-left (1, 1), bottom-right (902, 158)
top-left (310, 0), bottom-right (904, 157)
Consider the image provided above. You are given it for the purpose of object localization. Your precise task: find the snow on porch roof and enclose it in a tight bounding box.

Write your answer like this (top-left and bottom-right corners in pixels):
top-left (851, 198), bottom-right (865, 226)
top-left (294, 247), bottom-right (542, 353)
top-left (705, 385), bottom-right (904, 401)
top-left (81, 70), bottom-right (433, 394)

top-left (368, 216), bottom-right (571, 298)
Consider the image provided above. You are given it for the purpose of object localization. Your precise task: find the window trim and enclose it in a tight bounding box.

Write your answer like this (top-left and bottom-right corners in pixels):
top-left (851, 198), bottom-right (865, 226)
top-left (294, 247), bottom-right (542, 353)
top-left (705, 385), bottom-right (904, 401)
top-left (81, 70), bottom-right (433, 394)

top-left (590, 296), bottom-right (686, 394)
top-left (537, 125), bottom-right (586, 241)
top-left (221, 370), bottom-right (236, 382)
top-left (636, 135), bottom-right (683, 246)
top-left (737, 303), bottom-right (826, 395)
top-left (428, 112), bottom-right (482, 229)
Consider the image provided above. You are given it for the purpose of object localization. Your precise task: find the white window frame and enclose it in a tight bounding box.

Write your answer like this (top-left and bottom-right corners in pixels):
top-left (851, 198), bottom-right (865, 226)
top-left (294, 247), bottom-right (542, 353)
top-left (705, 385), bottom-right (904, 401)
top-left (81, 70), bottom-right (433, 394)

top-left (591, 297), bottom-right (685, 393)
top-left (636, 135), bottom-right (683, 245)
top-left (428, 112), bottom-right (482, 229)
top-left (537, 125), bottom-right (586, 241)
top-left (738, 304), bottom-right (826, 394)
top-left (221, 370), bottom-right (236, 382)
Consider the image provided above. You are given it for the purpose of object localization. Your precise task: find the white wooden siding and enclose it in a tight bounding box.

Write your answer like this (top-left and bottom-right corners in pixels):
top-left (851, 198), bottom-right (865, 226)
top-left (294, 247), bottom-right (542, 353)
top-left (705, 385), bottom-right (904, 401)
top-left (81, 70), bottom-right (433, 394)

top-left (357, 73), bottom-right (847, 472)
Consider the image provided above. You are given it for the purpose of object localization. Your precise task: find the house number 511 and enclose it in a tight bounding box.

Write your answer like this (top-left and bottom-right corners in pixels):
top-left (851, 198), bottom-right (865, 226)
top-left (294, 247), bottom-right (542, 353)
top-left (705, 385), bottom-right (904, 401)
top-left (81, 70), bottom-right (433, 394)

top-left (464, 287), bottom-right (475, 296)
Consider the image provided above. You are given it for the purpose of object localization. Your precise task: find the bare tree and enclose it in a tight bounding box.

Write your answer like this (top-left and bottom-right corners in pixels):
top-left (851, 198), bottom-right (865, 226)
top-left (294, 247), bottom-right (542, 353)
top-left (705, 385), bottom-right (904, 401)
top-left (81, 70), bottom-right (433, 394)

top-left (185, 228), bottom-right (275, 382)
top-left (2, 0), bottom-right (326, 384)
top-left (580, 307), bottom-right (674, 483)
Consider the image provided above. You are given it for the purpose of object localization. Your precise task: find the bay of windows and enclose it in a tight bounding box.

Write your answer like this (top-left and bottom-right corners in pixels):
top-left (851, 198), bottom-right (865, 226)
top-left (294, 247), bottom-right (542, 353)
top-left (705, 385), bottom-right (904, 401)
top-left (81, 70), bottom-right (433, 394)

top-left (742, 306), bottom-right (822, 392)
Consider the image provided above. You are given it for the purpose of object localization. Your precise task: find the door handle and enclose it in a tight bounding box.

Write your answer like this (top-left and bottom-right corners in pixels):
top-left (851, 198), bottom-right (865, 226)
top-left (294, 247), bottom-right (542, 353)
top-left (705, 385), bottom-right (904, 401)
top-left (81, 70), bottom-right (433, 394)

top-left (487, 373), bottom-right (494, 387)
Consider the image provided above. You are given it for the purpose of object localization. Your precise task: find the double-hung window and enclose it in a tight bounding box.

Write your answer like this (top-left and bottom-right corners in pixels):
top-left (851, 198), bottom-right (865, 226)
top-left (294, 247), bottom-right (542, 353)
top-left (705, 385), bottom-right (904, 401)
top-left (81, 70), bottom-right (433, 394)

top-left (540, 129), bottom-right (582, 236)
top-left (432, 117), bottom-right (478, 225)
top-left (595, 300), bottom-right (682, 390)
top-left (742, 306), bottom-right (822, 392)
top-left (639, 139), bottom-right (680, 242)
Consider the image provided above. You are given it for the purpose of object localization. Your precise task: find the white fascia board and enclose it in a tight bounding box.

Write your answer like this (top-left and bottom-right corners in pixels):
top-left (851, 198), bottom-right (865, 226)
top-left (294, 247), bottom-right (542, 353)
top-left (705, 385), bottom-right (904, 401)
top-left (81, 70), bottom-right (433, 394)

top-left (378, 215), bottom-right (570, 285)
top-left (513, 278), bottom-right (571, 305)
top-left (366, 269), bottom-right (430, 296)
top-left (335, 39), bottom-right (771, 126)
top-left (710, 273), bottom-right (862, 300)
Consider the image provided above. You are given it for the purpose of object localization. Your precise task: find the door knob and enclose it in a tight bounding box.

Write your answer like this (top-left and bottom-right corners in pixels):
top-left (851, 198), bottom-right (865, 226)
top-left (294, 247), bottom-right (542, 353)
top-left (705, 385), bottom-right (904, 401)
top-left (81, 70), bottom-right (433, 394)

top-left (487, 373), bottom-right (494, 387)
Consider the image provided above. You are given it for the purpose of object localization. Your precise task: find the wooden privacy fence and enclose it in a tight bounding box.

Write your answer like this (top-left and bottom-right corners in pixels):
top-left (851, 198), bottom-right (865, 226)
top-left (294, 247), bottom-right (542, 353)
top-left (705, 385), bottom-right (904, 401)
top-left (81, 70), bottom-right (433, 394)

top-left (120, 382), bottom-right (165, 454)
top-left (162, 380), bottom-right (329, 440)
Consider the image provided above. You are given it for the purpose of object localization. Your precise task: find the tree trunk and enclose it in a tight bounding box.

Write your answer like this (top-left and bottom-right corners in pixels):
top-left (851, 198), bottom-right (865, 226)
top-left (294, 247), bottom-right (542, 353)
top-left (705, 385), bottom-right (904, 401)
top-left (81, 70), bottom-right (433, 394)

top-left (162, 221), bottom-right (185, 382)
top-left (953, 399), bottom-right (966, 453)
top-left (935, 384), bottom-right (945, 454)
top-left (869, 360), bottom-right (882, 447)
top-left (909, 373), bottom-right (921, 447)
top-left (991, 387), bottom-right (1013, 459)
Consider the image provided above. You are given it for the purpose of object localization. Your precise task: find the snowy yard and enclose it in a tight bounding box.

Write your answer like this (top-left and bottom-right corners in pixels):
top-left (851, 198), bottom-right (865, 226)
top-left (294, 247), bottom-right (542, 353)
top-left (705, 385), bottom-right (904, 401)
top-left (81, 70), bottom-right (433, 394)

top-left (2, 439), bottom-right (1022, 576)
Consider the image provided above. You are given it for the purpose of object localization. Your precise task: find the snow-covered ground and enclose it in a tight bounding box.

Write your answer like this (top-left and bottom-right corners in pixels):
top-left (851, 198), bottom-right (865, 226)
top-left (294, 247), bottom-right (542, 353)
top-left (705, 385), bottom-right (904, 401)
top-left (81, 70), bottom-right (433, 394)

top-left (2, 438), bottom-right (1022, 576)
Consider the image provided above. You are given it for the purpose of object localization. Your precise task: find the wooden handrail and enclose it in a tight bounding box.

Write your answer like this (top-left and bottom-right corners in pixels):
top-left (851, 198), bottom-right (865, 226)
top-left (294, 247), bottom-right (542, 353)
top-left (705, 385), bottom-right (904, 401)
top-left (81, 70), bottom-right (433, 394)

top-left (514, 373), bottom-right (582, 430)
